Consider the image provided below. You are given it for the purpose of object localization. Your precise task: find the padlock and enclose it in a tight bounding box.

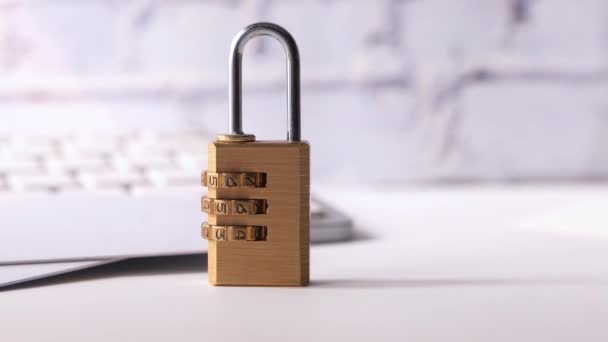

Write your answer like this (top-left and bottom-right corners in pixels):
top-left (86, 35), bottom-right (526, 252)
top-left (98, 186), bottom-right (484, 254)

top-left (201, 22), bottom-right (310, 286)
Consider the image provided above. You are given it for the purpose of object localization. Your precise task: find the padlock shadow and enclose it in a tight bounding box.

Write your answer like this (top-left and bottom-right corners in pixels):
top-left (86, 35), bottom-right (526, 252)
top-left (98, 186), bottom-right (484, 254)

top-left (1, 254), bottom-right (208, 292)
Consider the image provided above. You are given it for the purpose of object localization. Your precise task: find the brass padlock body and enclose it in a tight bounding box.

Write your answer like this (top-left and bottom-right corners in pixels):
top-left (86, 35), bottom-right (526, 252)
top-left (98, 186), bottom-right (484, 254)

top-left (207, 140), bottom-right (310, 286)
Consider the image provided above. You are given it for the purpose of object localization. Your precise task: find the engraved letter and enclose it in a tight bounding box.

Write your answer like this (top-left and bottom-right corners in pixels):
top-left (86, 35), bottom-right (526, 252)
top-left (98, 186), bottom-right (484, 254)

top-left (226, 176), bottom-right (238, 187)
top-left (235, 228), bottom-right (246, 240)
top-left (215, 201), bottom-right (227, 214)
top-left (208, 174), bottom-right (218, 187)
top-left (202, 198), bottom-right (211, 211)
top-left (215, 228), bottom-right (226, 240)
top-left (245, 174), bottom-right (256, 187)
top-left (236, 202), bottom-right (248, 214)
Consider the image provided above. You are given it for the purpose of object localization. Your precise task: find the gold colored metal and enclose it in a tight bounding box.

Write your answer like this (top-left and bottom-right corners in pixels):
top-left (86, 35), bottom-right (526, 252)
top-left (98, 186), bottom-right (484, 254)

top-left (216, 134), bottom-right (256, 142)
top-left (202, 171), bottom-right (266, 188)
top-left (206, 140), bottom-right (310, 286)
top-left (201, 197), bottom-right (267, 215)
top-left (202, 223), bottom-right (268, 242)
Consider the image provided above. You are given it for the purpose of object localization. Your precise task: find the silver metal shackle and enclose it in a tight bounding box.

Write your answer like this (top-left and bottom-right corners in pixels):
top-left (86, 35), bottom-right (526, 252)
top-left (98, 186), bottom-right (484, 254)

top-left (229, 22), bottom-right (301, 142)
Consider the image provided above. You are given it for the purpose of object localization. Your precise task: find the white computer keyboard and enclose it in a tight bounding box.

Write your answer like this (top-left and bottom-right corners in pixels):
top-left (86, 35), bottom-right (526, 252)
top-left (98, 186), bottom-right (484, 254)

top-left (0, 130), bottom-right (210, 193)
top-left (0, 130), bottom-right (327, 218)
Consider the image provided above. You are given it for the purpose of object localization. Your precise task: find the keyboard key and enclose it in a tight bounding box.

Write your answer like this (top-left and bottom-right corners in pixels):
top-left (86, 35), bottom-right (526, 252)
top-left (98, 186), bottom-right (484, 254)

top-left (0, 159), bottom-right (40, 175)
top-left (6, 172), bottom-right (78, 192)
top-left (108, 154), bottom-right (175, 172)
top-left (144, 169), bottom-right (201, 187)
top-left (58, 134), bottom-right (122, 158)
top-left (174, 152), bottom-right (207, 171)
top-left (0, 142), bottom-right (57, 161)
top-left (44, 156), bottom-right (109, 174)
top-left (77, 170), bottom-right (147, 191)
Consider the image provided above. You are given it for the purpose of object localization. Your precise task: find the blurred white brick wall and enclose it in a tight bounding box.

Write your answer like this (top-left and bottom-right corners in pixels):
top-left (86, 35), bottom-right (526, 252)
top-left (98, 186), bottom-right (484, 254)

top-left (1, 0), bottom-right (607, 183)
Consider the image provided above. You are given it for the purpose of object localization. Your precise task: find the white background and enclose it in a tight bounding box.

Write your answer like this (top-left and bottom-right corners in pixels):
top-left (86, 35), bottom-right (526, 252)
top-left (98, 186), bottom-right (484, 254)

top-left (1, 0), bottom-right (607, 183)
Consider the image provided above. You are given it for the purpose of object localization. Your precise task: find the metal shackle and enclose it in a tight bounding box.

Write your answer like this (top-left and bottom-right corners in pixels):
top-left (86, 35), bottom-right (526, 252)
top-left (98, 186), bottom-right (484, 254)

top-left (229, 22), bottom-right (301, 142)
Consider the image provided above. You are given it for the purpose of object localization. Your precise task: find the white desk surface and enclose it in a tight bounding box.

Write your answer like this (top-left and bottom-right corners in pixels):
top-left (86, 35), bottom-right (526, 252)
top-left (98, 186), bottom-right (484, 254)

top-left (2, 184), bottom-right (608, 341)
